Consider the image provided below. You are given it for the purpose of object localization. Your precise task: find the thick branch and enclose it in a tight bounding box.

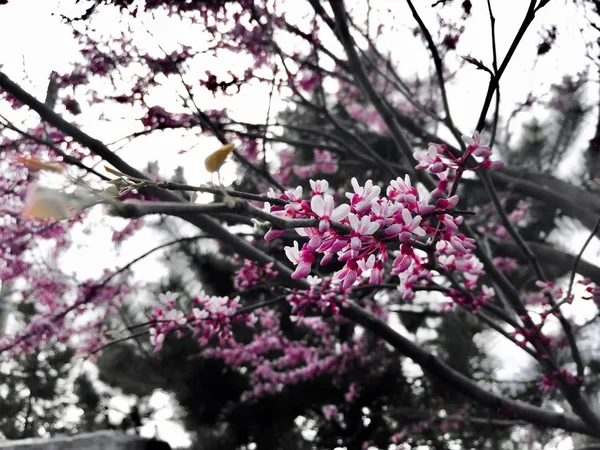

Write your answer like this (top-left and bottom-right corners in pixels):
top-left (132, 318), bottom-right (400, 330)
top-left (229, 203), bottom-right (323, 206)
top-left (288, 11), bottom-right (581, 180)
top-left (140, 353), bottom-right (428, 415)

top-left (341, 303), bottom-right (595, 435)
top-left (494, 239), bottom-right (600, 285)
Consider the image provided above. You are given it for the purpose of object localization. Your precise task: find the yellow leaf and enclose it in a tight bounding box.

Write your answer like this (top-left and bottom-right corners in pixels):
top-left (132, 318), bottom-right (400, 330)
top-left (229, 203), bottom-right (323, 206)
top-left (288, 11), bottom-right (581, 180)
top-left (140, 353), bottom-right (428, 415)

top-left (205, 143), bottom-right (234, 173)
top-left (22, 185), bottom-right (99, 221)
top-left (22, 185), bottom-right (74, 221)
top-left (105, 166), bottom-right (125, 177)
top-left (15, 155), bottom-right (64, 173)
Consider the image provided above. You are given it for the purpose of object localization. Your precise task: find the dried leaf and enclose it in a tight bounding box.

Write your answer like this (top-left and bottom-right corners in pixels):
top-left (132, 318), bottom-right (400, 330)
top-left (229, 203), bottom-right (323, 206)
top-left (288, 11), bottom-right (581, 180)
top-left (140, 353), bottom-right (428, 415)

top-left (205, 143), bottom-right (234, 173)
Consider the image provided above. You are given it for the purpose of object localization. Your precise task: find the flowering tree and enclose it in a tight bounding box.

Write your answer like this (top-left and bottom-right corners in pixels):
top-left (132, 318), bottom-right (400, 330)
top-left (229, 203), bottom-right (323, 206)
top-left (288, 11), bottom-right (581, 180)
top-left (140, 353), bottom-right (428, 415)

top-left (2, 0), bottom-right (600, 447)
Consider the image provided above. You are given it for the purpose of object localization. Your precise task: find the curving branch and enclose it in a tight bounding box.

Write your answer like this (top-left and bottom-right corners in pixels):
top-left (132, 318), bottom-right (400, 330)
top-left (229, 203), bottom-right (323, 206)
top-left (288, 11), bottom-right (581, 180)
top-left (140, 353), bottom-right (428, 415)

top-left (403, 0), bottom-right (462, 143)
top-left (493, 239), bottom-right (600, 285)
top-left (342, 303), bottom-right (596, 436)
top-left (0, 70), bottom-right (294, 287)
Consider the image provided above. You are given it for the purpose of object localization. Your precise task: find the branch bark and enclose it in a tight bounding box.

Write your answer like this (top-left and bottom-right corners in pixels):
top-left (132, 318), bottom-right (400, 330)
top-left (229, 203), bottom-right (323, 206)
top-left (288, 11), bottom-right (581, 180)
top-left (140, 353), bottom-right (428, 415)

top-left (341, 303), bottom-right (595, 436)
top-left (494, 239), bottom-right (600, 284)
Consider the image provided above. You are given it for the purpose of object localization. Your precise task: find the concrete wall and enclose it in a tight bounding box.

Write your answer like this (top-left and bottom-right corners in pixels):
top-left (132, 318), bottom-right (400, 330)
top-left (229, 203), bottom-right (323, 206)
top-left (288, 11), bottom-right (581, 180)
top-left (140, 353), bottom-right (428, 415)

top-left (0, 431), bottom-right (150, 450)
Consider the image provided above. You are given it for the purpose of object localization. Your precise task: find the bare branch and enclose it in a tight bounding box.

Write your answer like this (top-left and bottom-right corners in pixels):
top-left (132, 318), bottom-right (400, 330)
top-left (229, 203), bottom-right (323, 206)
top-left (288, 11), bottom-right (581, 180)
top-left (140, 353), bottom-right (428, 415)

top-left (328, 0), bottom-right (417, 172)
top-left (341, 302), bottom-right (596, 436)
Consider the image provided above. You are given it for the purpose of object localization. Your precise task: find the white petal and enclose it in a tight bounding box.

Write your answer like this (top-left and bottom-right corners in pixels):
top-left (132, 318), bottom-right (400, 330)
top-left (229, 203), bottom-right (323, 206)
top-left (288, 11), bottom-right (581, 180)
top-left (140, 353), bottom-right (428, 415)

top-left (413, 226), bottom-right (426, 237)
top-left (331, 204), bottom-right (350, 221)
top-left (366, 254), bottom-right (376, 267)
top-left (402, 208), bottom-right (412, 225)
top-left (462, 135), bottom-right (475, 146)
top-left (366, 222), bottom-right (380, 235)
top-left (348, 213), bottom-right (359, 229)
top-left (284, 241), bottom-right (300, 263)
top-left (311, 195), bottom-right (325, 216)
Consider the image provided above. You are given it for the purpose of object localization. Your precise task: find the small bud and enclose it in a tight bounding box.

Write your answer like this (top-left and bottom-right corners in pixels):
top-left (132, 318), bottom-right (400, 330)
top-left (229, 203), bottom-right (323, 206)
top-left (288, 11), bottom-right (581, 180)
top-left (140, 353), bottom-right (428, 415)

top-left (251, 218), bottom-right (271, 235)
top-left (102, 185), bottom-right (120, 198)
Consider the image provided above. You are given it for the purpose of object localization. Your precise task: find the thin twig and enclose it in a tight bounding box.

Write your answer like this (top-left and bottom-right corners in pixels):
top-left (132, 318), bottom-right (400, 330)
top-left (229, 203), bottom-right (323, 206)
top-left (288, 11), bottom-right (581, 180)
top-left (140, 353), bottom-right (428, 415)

top-left (328, 0), bottom-right (417, 172)
top-left (486, 0), bottom-right (500, 148)
top-left (567, 216), bottom-right (600, 300)
top-left (0, 115), bottom-right (108, 180)
top-left (404, 0), bottom-right (463, 144)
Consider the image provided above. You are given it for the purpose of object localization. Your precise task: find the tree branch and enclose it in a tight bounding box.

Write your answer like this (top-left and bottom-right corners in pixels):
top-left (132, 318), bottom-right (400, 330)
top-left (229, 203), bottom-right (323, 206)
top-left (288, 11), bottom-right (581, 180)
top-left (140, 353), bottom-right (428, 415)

top-left (341, 302), bottom-right (596, 436)
top-left (494, 239), bottom-right (600, 285)
top-left (328, 0), bottom-right (417, 171)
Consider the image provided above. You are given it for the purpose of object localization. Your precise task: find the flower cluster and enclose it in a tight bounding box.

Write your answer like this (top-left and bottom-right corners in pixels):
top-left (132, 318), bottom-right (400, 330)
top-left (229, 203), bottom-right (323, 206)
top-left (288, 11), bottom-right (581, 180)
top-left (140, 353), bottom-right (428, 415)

top-left (478, 200), bottom-right (530, 240)
top-left (275, 149), bottom-right (339, 185)
top-left (265, 177), bottom-right (468, 295)
top-left (234, 260), bottom-right (278, 290)
top-left (149, 292), bottom-right (256, 352)
top-left (522, 280), bottom-right (564, 307)
top-left (492, 256), bottom-right (518, 274)
top-left (140, 105), bottom-right (197, 130)
top-left (414, 131), bottom-right (503, 174)
top-left (202, 308), bottom-right (373, 402)
top-left (143, 46), bottom-right (192, 75)
top-left (287, 275), bottom-right (349, 315)
top-left (0, 276), bottom-right (133, 358)
top-left (539, 368), bottom-right (581, 392)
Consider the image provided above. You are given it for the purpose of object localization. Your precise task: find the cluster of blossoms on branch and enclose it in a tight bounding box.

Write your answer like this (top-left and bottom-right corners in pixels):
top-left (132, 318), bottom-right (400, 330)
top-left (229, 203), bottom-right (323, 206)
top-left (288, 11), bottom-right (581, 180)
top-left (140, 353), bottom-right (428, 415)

top-left (203, 308), bottom-right (373, 402)
top-left (413, 131), bottom-right (503, 175)
top-left (146, 288), bottom-right (376, 402)
top-left (149, 292), bottom-right (256, 352)
top-left (274, 148), bottom-right (339, 186)
top-left (260, 134), bottom-right (500, 310)
top-left (0, 276), bottom-right (134, 358)
top-left (233, 260), bottom-right (278, 290)
top-left (287, 275), bottom-right (349, 315)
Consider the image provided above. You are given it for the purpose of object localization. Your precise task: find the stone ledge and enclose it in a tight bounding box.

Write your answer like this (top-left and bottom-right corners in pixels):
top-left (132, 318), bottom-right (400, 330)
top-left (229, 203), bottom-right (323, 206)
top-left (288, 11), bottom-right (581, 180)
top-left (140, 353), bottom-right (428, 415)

top-left (0, 431), bottom-right (149, 450)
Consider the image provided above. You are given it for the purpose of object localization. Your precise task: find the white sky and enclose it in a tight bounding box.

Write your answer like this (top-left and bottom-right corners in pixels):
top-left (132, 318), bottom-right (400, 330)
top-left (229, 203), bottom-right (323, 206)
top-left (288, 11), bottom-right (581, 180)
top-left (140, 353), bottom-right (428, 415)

top-left (1, 0), bottom-right (600, 448)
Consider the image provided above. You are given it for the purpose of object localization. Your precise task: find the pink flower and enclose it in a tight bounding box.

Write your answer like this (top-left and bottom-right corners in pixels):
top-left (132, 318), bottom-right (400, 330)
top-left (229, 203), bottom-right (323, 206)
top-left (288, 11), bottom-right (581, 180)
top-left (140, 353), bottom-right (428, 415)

top-left (348, 213), bottom-right (380, 251)
top-left (357, 254), bottom-right (383, 284)
top-left (462, 131), bottom-right (490, 156)
top-left (436, 195), bottom-right (459, 210)
top-left (284, 241), bottom-right (315, 279)
top-left (310, 194), bottom-right (350, 233)
top-left (414, 145), bottom-right (446, 173)
top-left (322, 405), bottom-right (338, 421)
top-left (336, 259), bottom-right (359, 289)
top-left (309, 179), bottom-right (329, 195)
top-left (482, 159), bottom-right (504, 170)
top-left (345, 178), bottom-right (381, 214)
top-left (387, 175), bottom-right (419, 204)
top-left (401, 208), bottom-right (425, 236)
top-left (314, 149), bottom-right (338, 174)
top-left (345, 382), bottom-right (359, 402)
top-left (449, 235), bottom-right (476, 255)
